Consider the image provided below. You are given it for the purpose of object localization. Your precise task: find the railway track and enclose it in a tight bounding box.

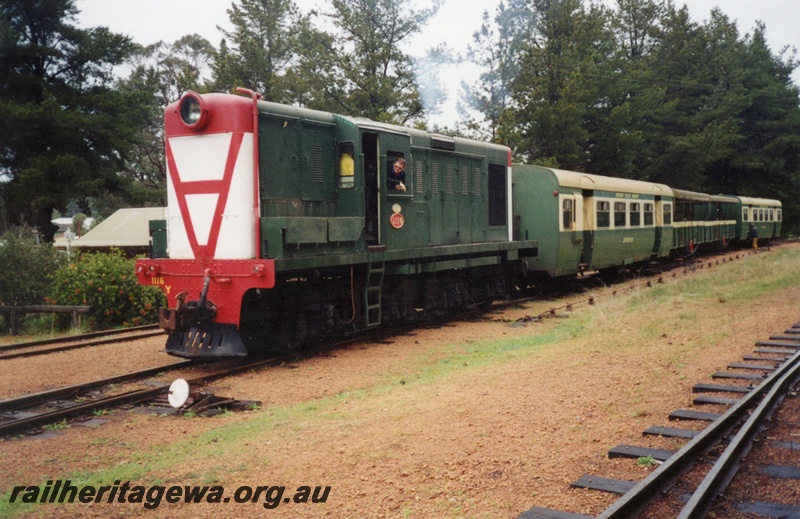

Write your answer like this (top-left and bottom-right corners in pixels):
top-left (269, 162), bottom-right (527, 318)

top-left (0, 352), bottom-right (302, 438)
top-left (520, 323), bottom-right (800, 519)
top-left (0, 246), bottom-right (766, 439)
top-left (0, 324), bottom-right (163, 360)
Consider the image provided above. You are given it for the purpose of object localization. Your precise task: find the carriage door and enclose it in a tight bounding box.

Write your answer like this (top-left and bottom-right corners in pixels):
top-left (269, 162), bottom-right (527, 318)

top-left (561, 192), bottom-right (584, 270)
top-left (653, 196), bottom-right (663, 255)
top-left (363, 133), bottom-right (380, 245)
top-left (580, 190), bottom-right (594, 267)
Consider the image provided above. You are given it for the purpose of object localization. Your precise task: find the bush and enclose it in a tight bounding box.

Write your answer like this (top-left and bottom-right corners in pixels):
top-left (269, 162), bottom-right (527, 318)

top-left (48, 250), bottom-right (165, 329)
top-left (0, 230), bottom-right (65, 306)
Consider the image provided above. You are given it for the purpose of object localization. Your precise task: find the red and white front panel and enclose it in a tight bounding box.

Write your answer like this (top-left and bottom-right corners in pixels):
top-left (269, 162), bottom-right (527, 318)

top-left (166, 132), bottom-right (256, 260)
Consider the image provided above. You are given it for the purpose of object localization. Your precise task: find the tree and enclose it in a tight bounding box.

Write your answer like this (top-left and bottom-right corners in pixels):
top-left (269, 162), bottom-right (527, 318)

top-left (705, 21), bottom-right (800, 231)
top-left (462, 0), bottom-right (537, 140)
top-left (0, 0), bottom-right (137, 240)
top-left (115, 35), bottom-right (217, 202)
top-left (500, 0), bottom-right (616, 169)
top-left (0, 228), bottom-right (64, 307)
top-left (213, 0), bottom-right (309, 102)
top-left (306, 0), bottom-right (443, 124)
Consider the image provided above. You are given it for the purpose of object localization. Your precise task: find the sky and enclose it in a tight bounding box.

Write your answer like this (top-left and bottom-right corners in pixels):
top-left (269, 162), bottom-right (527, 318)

top-left (75, 0), bottom-right (799, 127)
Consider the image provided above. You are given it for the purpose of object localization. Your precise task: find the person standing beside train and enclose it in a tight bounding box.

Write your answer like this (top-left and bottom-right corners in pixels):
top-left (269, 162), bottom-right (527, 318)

top-left (388, 158), bottom-right (407, 192)
top-left (747, 222), bottom-right (759, 252)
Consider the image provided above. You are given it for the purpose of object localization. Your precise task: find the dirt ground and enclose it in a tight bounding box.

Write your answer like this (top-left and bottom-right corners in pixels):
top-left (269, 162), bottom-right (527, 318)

top-left (1, 245), bottom-right (799, 518)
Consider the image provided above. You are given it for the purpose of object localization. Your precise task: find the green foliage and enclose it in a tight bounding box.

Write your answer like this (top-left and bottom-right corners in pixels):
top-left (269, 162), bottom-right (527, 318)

top-left (483, 0), bottom-right (800, 232)
top-left (48, 250), bottom-right (165, 329)
top-left (0, 229), bottom-right (65, 306)
top-left (0, 0), bottom-right (140, 238)
top-left (636, 455), bottom-right (656, 468)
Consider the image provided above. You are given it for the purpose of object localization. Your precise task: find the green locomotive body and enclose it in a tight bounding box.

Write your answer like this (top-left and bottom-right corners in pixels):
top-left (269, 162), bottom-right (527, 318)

top-left (141, 94), bottom-right (537, 356)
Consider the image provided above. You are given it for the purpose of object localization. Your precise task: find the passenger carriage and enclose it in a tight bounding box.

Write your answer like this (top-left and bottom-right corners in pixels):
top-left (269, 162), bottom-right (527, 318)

top-left (670, 189), bottom-right (738, 254)
top-left (512, 165), bottom-right (674, 277)
top-left (729, 196), bottom-right (783, 242)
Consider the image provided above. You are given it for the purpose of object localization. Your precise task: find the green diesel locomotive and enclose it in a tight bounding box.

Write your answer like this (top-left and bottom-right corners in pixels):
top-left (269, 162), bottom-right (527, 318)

top-left (136, 91), bottom-right (781, 357)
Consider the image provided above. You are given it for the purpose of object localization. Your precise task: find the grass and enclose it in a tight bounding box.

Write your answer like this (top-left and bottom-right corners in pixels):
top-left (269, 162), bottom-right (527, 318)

top-left (2, 247), bottom-right (800, 516)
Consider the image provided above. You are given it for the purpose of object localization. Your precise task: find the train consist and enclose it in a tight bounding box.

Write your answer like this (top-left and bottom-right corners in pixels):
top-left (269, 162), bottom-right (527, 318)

top-left (135, 90), bottom-right (782, 358)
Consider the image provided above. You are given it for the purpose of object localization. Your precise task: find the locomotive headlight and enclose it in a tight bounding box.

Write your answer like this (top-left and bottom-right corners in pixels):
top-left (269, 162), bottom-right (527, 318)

top-left (179, 92), bottom-right (209, 129)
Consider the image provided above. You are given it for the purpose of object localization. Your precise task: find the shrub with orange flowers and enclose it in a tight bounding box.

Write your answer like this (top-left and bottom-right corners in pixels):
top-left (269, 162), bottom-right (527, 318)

top-left (49, 249), bottom-right (165, 329)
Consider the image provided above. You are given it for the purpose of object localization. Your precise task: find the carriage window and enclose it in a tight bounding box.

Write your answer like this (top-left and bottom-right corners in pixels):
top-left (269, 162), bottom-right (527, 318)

top-left (759, 209), bottom-right (764, 221)
top-left (337, 141), bottom-right (355, 189)
top-left (562, 199), bottom-right (574, 230)
top-left (614, 202), bottom-right (626, 228)
top-left (630, 203), bottom-right (641, 227)
top-left (663, 204), bottom-right (672, 225)
top-left (597, 201), bottom-right (610, 228)
top-left (644, 203), bottom-right (654, 226)
top-left (769, 210), bottom-right (774, 221)
top-left (743, 208), bottom-right (749, 221)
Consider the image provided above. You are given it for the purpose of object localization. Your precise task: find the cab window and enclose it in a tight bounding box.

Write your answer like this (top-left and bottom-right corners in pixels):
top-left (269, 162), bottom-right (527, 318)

top-left (337, 141), bottom-right (355, 189)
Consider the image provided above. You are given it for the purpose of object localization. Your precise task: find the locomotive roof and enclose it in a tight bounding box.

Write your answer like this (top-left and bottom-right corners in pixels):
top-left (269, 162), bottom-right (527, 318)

top-left (341, 116), bottom-right (509, 155)
top-left (543, 167), bottom-right (672, 196)
top-left (256, 100), bottom-right (508, 156)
